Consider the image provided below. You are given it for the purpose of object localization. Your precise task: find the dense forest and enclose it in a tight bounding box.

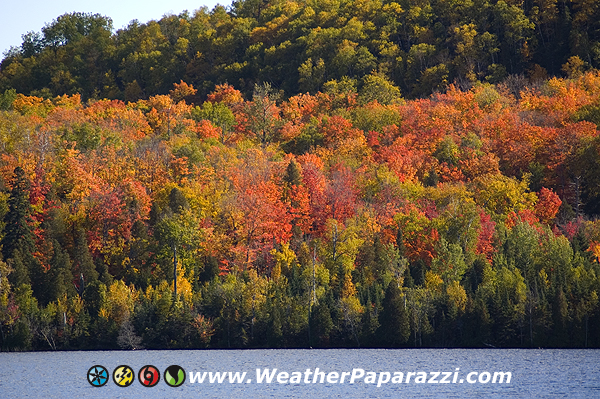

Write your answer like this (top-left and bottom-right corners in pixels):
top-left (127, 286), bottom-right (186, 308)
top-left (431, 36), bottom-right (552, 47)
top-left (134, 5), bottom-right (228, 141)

top-left (1, 0), bottom-right (600, 351)
top-left (1, 0), bottom-right (600, 100)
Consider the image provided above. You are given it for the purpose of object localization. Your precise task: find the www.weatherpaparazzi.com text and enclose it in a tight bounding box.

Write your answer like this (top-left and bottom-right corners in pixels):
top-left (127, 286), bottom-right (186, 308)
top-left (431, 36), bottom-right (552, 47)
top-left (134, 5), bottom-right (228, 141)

top-left (187, 368), bottom-right (511, 387)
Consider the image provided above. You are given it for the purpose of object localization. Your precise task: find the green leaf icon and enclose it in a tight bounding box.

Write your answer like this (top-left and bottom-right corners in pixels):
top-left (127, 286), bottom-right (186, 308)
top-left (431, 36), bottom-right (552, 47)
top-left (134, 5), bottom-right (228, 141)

top-left (165, 365), bottom-right (185, 387)
top-left (167, 373), bottom-right (176, 385)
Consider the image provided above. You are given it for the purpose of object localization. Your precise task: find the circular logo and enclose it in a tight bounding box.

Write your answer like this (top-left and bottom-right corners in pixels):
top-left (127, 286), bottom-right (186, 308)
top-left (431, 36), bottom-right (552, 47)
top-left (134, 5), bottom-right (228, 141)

top-left (164, 365), bottom-right (186, 387)
top-left (139, 365), bottom-right (160, 387)
top-left (87, 365), bottom-right (109, 387)
top-left (113, 365), bottom-right (135, 387)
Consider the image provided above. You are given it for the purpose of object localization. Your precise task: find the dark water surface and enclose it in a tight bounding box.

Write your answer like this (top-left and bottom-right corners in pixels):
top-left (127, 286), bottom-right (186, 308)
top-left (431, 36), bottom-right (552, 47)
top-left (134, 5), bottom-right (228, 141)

top-left (1, 349), bottom-right (598, 398)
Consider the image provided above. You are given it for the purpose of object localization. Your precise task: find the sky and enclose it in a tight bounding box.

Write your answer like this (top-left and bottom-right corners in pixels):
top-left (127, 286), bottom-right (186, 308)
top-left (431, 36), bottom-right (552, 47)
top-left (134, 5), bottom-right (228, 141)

top-left (1, 0), bottom-right (225, 56)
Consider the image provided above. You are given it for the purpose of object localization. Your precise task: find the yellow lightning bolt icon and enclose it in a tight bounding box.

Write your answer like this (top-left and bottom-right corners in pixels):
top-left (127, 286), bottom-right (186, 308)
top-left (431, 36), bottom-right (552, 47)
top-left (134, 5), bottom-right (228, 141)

top-left (114, 366), bottom-right (134, 386)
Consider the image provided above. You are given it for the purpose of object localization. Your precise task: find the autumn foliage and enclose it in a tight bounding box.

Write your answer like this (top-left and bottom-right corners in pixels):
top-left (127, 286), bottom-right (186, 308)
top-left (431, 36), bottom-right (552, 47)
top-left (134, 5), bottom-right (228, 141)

top-left (1, 71), bottom-right (600, 350)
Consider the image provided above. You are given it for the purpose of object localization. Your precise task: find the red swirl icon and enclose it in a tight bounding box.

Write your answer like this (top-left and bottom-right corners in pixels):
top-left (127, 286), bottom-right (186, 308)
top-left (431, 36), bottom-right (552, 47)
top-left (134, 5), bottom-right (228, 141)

top-left (139, 365), bottom-right (160, 387)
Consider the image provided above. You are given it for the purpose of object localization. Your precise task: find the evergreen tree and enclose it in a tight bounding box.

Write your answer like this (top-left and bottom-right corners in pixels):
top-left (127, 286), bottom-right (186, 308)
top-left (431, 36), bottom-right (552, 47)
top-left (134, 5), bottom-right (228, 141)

top-left (199, 256), bottom-right (220, 282)
top-left (49, 240), bottom-right (74, 302)
top-left (168, 187), bottom-right (188, 214)
top-left (310, 301), bottom-right (333, 347)
top-left (125, 219), bottom-right (151, 288)
top-left (552, 288), bottom-right (569, 347)
top-left (284, 158), bottom-right (302, 188)
top-left (8, 249), bottom-right (30, 287)
top-left (377, 282), bottom-right (410, 347)
top-left (0, 168), bottom-right (47, 298)
top-left (83, 280), bottom-right (106, 319)
top-left (72, 228), bottom-right (98, 291)
top-left (396, 226), bottom-right (405, 257)
top-left (41, 189), bottom-right (67, 246)
top-left (1, 167), bottom-right (34, 261)
top-left (96, 258), bottom-right (112, 287)
top-left (27, 250), bottom-right (48, 306)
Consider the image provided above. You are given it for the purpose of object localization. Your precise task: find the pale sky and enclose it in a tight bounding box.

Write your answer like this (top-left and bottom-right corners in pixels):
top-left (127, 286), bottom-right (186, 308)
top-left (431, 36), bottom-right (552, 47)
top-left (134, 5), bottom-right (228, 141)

top-left (1, 0), bottom-right (224, 56)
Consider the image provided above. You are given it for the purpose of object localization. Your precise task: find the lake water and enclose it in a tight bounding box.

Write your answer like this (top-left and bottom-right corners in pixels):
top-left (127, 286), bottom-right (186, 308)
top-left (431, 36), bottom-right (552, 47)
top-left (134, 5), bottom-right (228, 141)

top-left (0, 349), bottom-right (599, 398)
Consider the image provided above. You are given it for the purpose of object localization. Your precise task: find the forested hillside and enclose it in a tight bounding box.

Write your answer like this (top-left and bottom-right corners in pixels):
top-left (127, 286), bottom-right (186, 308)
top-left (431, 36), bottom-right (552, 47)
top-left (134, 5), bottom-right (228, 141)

top-left (1, 0), bottom-right (600, 100)
top-left (1, 0), bottom-right (600, 351)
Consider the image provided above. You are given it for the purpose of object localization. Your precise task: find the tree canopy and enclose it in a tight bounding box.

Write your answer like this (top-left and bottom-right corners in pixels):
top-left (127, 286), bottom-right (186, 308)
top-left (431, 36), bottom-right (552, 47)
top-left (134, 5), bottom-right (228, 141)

top-left (1, 0), bottom-right (600, 101)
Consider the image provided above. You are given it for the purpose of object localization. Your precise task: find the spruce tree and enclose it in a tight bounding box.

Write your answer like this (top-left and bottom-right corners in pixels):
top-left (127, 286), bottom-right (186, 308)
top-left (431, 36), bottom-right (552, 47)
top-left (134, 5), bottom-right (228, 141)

top-left (49, 240), bottom-right (74, 302)
top-left (377, 282), bottom-right (410, 347)
top-left (26, 250), bottom-right (47, 305)
top-left (1, 168), bottom-right (45, 296)
top-left (1, 167), bottom-right (35, 261)
top-left (310, 301), bottom-right (333, 347)
top-left (8, 249), bottom-right (30, 287)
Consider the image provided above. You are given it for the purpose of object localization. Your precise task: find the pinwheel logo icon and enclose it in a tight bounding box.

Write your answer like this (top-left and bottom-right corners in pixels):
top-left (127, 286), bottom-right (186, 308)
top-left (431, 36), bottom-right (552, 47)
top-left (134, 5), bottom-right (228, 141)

top-left (87, 365), bottom-right (109, 387)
